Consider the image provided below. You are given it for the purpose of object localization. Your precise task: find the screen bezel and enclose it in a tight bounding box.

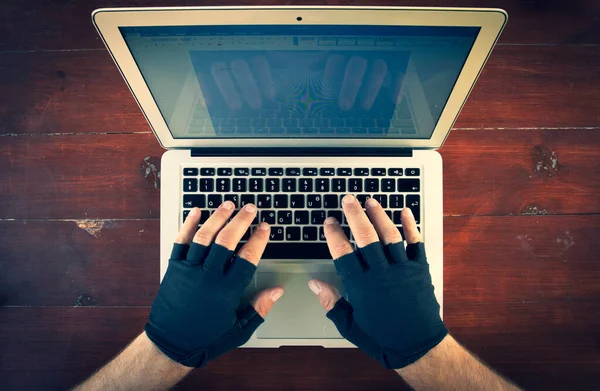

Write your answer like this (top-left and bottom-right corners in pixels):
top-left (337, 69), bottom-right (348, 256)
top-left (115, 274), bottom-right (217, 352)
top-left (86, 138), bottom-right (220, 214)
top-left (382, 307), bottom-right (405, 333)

top-left (92, 6), bottom-right (507, 150)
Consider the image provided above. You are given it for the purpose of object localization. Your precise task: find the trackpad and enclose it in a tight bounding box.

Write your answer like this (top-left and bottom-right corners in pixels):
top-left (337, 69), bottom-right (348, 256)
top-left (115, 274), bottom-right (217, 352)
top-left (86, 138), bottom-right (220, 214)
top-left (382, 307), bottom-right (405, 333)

top-left (247, 261), bottom-right (344, 340)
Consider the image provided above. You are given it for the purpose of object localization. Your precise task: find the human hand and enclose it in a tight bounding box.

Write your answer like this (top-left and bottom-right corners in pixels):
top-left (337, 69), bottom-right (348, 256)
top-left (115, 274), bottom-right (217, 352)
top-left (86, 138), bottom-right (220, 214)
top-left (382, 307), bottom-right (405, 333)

top-left (309, 195), bottom-right (447, 369)
top-left (145, 202), bottom-right (283, 368)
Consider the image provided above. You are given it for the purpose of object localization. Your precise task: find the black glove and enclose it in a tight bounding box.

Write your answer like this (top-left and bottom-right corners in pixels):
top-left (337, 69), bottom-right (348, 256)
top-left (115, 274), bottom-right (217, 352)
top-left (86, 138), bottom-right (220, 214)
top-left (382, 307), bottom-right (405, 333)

top-left (145, 242), bottom-right (262, 368)
top-left (327, 241), bottom-right (447, 369)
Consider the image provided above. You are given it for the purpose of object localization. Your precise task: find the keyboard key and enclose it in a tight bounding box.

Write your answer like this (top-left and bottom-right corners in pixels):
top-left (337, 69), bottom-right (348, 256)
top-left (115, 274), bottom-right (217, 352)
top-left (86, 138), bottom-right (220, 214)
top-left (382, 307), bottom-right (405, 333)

top-left (311, 210), bottom-right (327, 225)
top-left (294, 210), bottom-right (309, 224)
top-left (323, 194), bottom-right (338, 209)
top-left (307, 194), bottom-right (322, 208)
top-left (270, 226), bottom-right (285, 241)
top-left (224, 194), bottom-right (239, 208)
top-left (249, 178), bottom-right (263, 192)
top-left (183, 178), bottom-right (197, 192)
top-left (357, 194), bottom-right (369, 206)
top-left (398, 179), bottom-right (420, 192)
top-left (302, 168), bottom-right (318, 176)
top-left (200, 168), bottom-right (215, 176)
top-left (349, 178), bottom-right (362, 192)
top-left (285, 168), bottom-right (301, 176)
top-left (315, 178), bottom-right (329, 192)
top-left (286, 226), bottom-right (301, 241)
top-left (268, 168), bottom-right (284, 176)
top-left (320, 168), bottom-right (335, 176)
top-left (266, 178), bottom-right (280, 192)
top-left (216, 178), bottom-right (230, 192)
top-left (371, 168), bottom-right (386, 176)
top-left (261, 210), bottom-right (276, 224)
top-left (241, 228), bottom-right (251, 241)
top-left (274, 195), bottom-right (288, 208)
top-left (365, 178), bottom-right (379, 192)
top-left (341, 226), bottom-right (351, 240)
top-left (290, 194), bottom-right (304, 208)
top-left (260, 243), bottom-right (331, 259)
top-left (354, 168), bottom-right (369, 176)
top-left (373, 194), bottom-right (387, 208)
top-left (390, 195), bottom-right (404, 209)
top-left (233, 178), bottom-right (247, 192)
top-left (406, 195), bottom-right (420, 223)
top-left (183, 210), bottom-right (190, 223)
top-left (337, 168), bottom-right (352, 176)
top-left (396, 225), bottom-right (405, 239)
top-left (198, 178), bottom-right (213, 192)
top-left (199, 210), bottom-right (210, 224)
top-left (388, 168), bottom-right (403, 176)
top-left (318, 227), bottom-right (326, 241)
top-left (393, 211), bottom-right (403, 224)
top-left (382, 178), bottom-right (395, 192)
top-left (327, 210), bottom-right (343, 224)
top-left (332, 178), bottom-right (346, 192)
top-left (251, 168), bottom-right (266, 176)
top-left (217, 168), bottom-right (232, 176)
top-left (241, 194), bottom-right (255, 207)
top-left (234, 168), bottom-right (249, 176)
top-left (302, 226), bottom-right (318, 241)
top-left (282, 178), bottom-right (296, 192)
top-left (299, 178), bottom-right (313, 192)
top-left (406, 168), bottom-right (420, 176)
top-left (257, 194), bottom-right (272, 208)
top-left (207, 194), bottom-right (222, 208)
top-left (385, 210), bottom-right (392, 219)
top-left (184, 168), bottom-right (198, 176)
top-left (277, 210), bottom-right (293, 225)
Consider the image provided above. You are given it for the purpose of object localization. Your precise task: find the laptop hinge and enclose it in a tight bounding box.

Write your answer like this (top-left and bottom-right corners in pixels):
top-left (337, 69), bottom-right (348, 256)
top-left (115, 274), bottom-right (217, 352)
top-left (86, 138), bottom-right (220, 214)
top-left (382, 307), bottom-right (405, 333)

top-left (190, 148), bottom-right (413, 157)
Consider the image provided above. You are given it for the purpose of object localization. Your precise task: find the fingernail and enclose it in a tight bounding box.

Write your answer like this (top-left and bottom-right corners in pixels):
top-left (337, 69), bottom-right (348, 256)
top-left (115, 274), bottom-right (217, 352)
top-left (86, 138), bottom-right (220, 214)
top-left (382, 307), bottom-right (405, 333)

top-left (188, 208), bottom-right (199, 217)
top-left (404, 207), bottom-right (413, 216)
top-left (308, 280), bottom-right (321, 294)
top-left (342, 194), bottom-right (355, 204)
top-left (270, 289), bottom-right (284, 301)
top-left (244, 203), bottom-right (256, 213)
top-left (366, 198), bottom-right (378, 208)
top-left (221, 201), bottom-right (233, 210)
top-left (258, 222), bottom-right (269, 230)
top-left (324, 217), bottom-right (338, 225)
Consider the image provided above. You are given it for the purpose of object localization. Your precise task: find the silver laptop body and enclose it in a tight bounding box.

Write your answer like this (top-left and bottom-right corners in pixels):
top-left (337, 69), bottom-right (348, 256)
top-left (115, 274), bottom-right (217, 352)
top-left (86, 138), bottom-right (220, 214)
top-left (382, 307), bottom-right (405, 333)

top-left (93, 6), bottom-right (506, 348)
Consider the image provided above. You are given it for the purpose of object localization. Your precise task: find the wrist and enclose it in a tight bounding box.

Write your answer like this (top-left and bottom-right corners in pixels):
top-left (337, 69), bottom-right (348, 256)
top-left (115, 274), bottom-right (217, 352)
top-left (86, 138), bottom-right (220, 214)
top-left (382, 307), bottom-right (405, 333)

top-left (141, 331), bottom-right (194, 374)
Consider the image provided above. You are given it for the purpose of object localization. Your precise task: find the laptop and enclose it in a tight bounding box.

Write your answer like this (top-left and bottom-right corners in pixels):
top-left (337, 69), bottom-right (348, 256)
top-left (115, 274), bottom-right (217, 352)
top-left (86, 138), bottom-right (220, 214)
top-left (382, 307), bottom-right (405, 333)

top-left (92, 6), bottom-right (506, 348)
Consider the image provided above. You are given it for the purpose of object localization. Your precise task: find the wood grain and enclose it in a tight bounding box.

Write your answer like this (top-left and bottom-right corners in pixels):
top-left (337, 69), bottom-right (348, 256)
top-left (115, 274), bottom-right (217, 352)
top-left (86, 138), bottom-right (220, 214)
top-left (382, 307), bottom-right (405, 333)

top-left (1, 216), bottom-right (598, 306)
top-left (1, 0), bottom-right (600, 52)
top-left (1, 303), bottom-right (598, 390)
top-left (1, 130), bottom-right (598, 219)
top-left (2, 46), bottom-right (600, 135)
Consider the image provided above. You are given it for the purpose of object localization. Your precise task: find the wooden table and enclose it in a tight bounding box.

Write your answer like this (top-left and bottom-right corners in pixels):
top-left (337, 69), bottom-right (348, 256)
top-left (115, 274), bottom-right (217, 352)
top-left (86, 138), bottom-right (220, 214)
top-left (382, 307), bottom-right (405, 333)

top-left (1, 1), bottom-right (599, 389)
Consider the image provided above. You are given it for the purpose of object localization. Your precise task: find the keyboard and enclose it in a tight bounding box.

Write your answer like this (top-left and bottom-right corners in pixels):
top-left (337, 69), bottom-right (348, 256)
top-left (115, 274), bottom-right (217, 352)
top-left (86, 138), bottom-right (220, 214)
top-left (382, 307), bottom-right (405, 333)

top-left (182, 166), bottom-right (422, 259)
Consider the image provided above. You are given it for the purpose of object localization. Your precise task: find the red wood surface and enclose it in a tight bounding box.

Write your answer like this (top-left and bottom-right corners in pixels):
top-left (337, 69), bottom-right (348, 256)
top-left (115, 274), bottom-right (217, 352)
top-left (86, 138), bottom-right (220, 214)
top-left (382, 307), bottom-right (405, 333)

top-left (1, 0), bottom-right (599, 390)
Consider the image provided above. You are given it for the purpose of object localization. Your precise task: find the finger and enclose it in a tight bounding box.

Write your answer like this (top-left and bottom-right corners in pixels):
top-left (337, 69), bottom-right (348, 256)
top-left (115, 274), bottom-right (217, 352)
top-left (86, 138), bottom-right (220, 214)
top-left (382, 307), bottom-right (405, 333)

top-left (392, 71), bottom-right (406, 104)
top-left (230, 59), bottom-right (262, 110)
top-left (251, 287), bottom-right (284, 318)
top-left (214, 203), bottom-right (258, 251)
top-left (193, 201), bottom-right (235, 246)
top-left (339, 56), bottom-right (367, 111)
top-left (211, 62), bottom-right (242, 110)
top-left (323, 216), bottom-right (355, 260)
top-left (308, 279), bottom-right (342, 312)
top-left (401, 207), bottom-right (423, 244)
top-left (323, 54), bottom-right (345, 90)
top-left (342, 194), bottom-right (380, 248)
top-left (361, 59), bottom-right (387, 110)
top-left (175, 208), bottom-right (202, 244)
top-left (236, 221), bottom-right (270, 266)
top-left (250, 56), bottom-right (275, 101)
top-left (365, 198), bottom-right (403, 245)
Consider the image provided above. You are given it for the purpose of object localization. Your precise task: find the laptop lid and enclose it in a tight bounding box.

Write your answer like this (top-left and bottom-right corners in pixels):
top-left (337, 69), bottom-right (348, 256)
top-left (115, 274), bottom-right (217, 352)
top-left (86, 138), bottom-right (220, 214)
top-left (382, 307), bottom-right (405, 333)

top-left (92, 6), bottom-right (506, 150)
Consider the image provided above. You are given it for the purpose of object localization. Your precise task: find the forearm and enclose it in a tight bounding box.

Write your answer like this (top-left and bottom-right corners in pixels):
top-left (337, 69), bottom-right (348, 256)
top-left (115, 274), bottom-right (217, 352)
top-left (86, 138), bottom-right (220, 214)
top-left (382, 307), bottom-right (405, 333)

top-left (396, 335), bottom-right (521, 391)
top-left (74, 332), bottom-right (192, 391)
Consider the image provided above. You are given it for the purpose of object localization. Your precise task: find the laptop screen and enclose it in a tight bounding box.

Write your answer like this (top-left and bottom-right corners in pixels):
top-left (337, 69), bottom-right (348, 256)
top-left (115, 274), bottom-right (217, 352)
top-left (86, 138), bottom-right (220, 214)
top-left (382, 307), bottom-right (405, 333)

top-left (120, 25), bottom-right (479, 140)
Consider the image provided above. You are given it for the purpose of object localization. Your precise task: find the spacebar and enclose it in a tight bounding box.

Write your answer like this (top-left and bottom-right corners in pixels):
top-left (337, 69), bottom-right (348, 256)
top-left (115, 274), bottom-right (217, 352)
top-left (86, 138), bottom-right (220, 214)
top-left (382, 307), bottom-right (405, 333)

top-left (261, 243), bottom-right (332, 260)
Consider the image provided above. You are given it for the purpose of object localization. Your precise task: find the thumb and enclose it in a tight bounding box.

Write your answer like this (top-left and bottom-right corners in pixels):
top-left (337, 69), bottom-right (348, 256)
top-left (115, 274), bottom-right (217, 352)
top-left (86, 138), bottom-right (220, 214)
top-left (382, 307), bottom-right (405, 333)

top-left (308, 279), bottom-right (342, 312)
top-left (251, 287), bottom-right (284, 318)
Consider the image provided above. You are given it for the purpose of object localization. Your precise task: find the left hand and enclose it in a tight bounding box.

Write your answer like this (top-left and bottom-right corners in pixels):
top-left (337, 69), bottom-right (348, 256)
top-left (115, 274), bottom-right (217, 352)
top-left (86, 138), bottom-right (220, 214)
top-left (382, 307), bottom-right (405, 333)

top-left (145, 202), bottom-right (283, 368)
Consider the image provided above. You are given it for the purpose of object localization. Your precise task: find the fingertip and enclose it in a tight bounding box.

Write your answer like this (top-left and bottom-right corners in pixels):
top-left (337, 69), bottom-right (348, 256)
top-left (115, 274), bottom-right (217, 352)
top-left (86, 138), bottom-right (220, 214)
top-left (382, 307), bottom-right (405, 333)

top-left (269, 287), bottom-right (284, 302)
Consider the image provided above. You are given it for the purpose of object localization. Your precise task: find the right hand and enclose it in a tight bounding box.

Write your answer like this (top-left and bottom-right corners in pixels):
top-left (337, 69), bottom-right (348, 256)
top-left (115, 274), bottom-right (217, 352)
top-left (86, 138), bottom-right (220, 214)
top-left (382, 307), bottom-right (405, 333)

top-left (309, 194), bottom-right (447, 369)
